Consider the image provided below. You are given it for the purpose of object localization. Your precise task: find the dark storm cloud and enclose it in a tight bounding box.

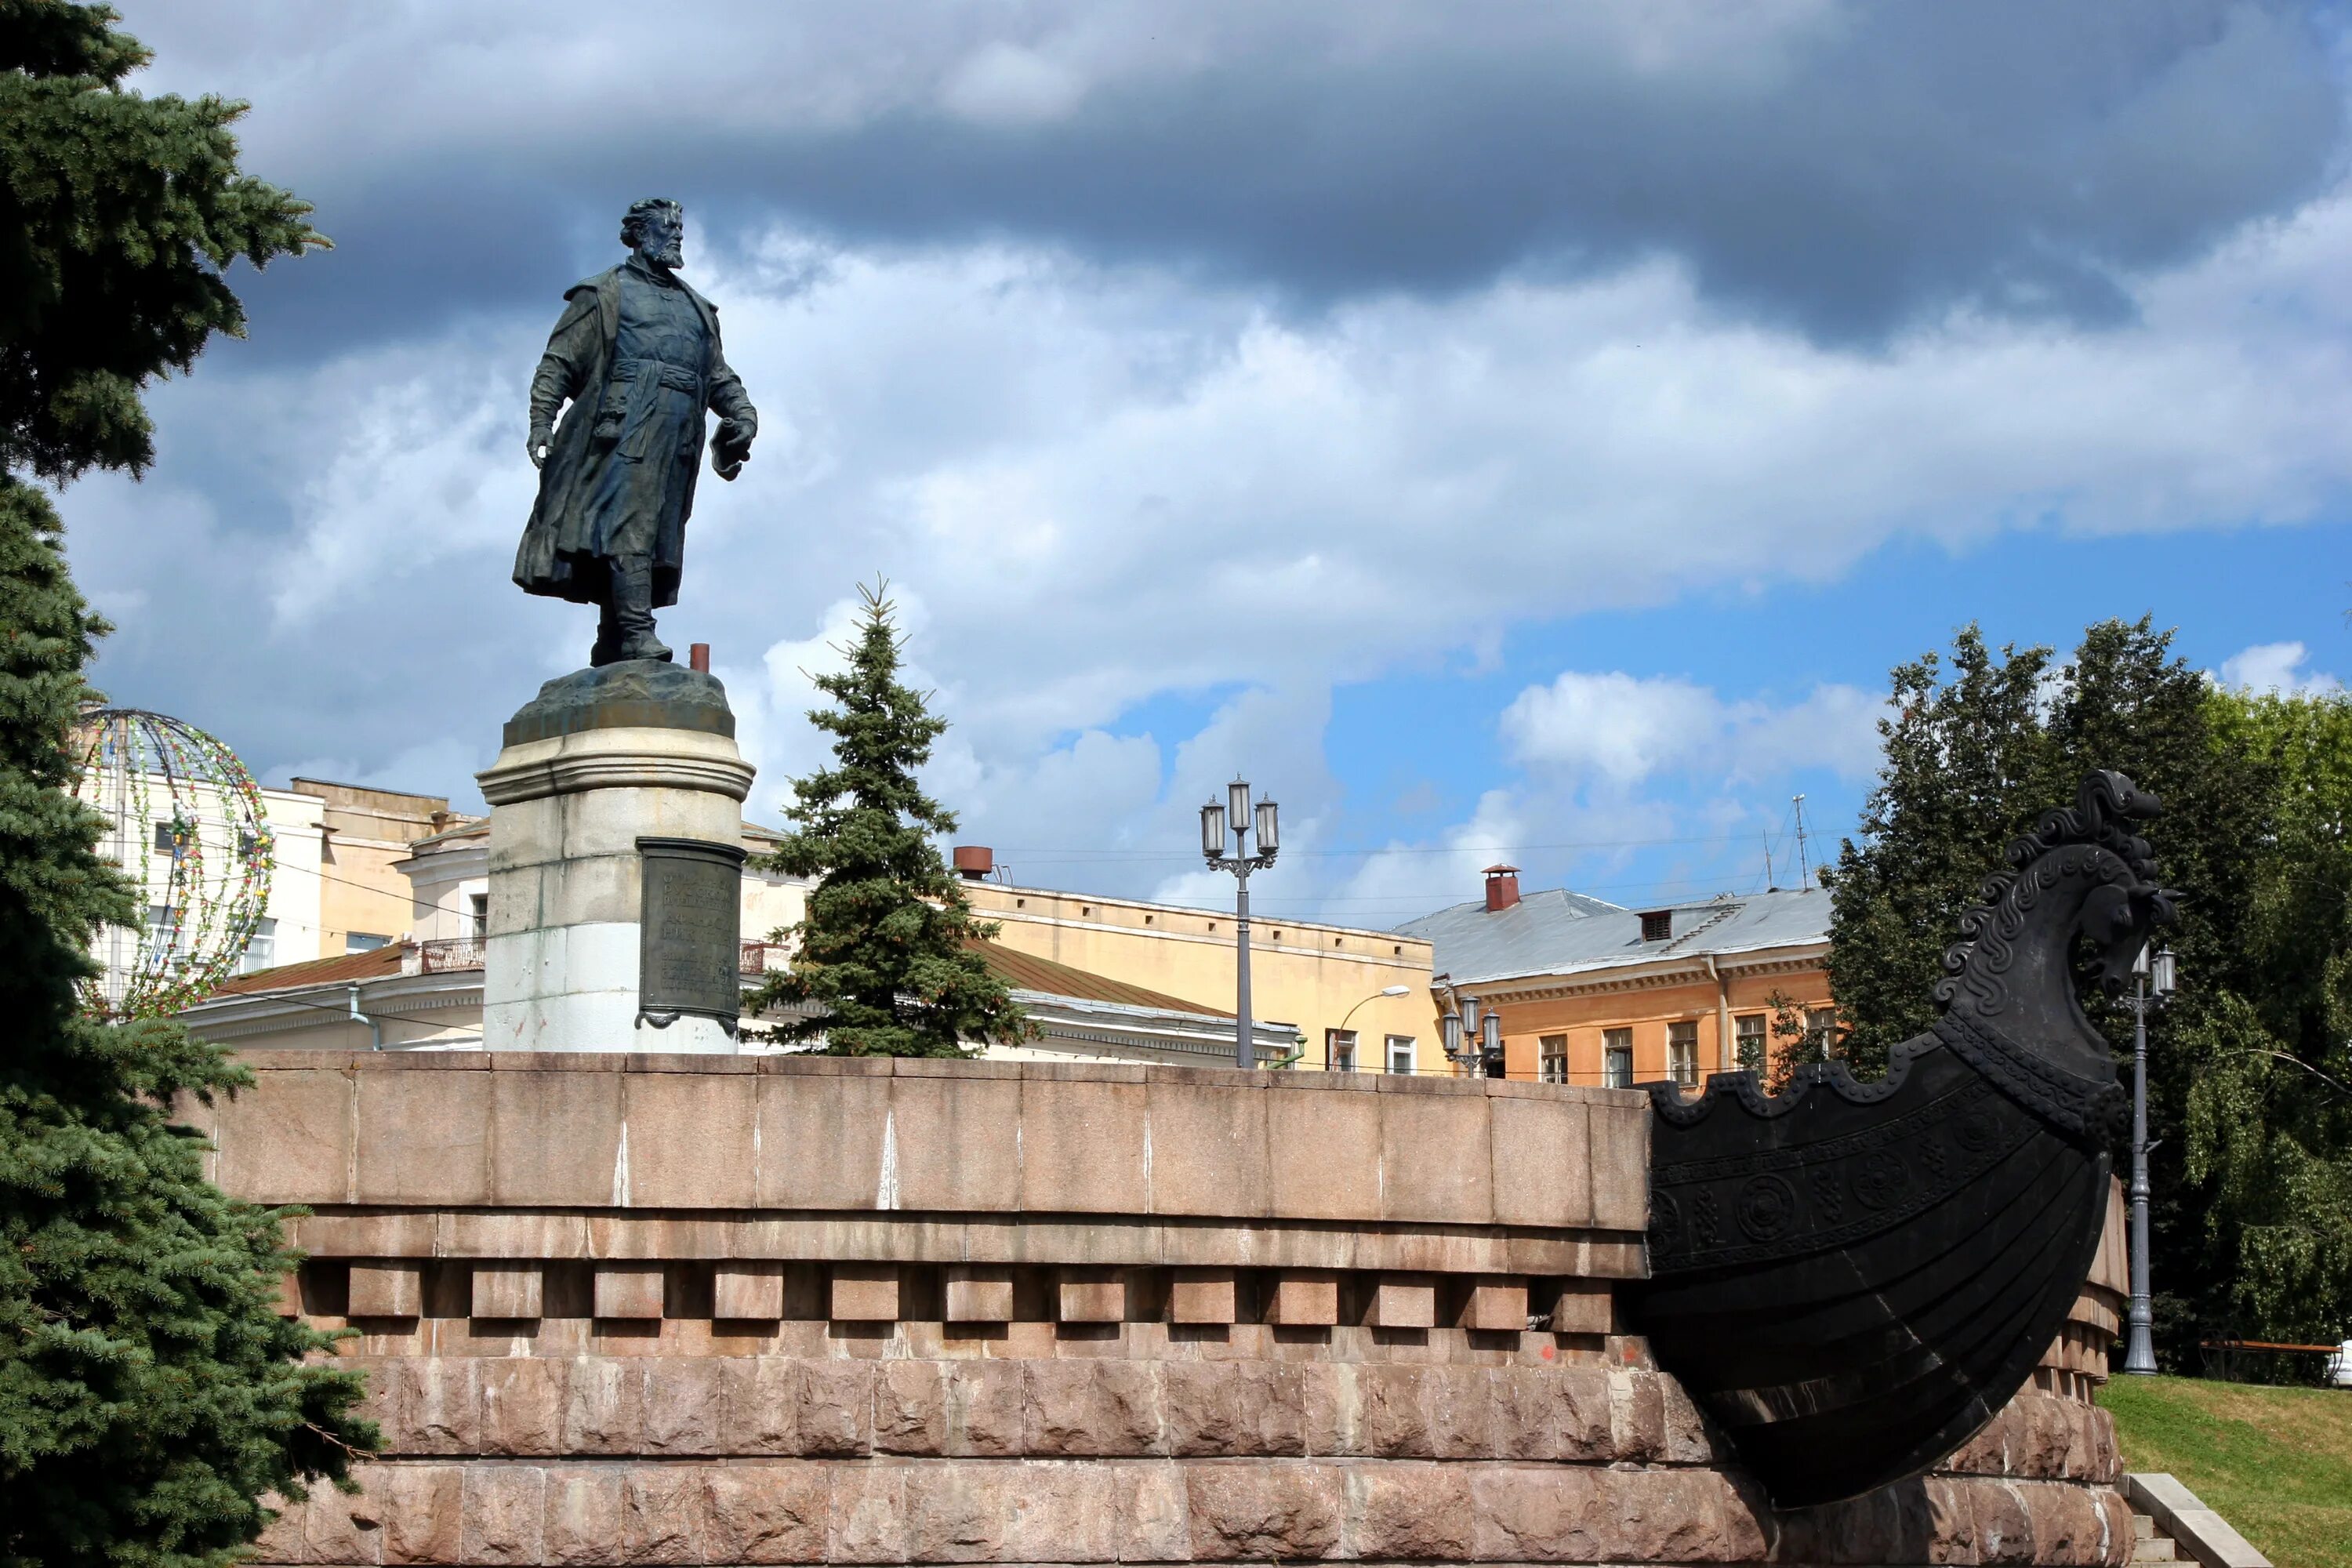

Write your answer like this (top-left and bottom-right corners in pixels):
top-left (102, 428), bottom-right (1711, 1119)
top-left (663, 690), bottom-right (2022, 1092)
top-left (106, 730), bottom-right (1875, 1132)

top-left (135, 0), bottom-right (2346, 357)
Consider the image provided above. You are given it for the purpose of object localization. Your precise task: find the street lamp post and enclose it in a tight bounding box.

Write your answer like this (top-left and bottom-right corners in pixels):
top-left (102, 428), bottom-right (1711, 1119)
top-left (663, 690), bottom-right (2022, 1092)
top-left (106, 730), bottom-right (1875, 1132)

top-left (1439, 993), bottom-right (1504, 1078)
top-left (2121, 942), bottom-right (2176, 1376)
top-left (1332, 984), bottom-right (1412, 1070)
top-left (1201, 778), bottom-right (1279, 1069)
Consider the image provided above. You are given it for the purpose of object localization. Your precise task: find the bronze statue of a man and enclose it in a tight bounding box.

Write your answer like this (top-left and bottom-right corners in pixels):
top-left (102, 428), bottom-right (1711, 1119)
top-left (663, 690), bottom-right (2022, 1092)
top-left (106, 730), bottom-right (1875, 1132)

top-left (516, 198), bottom-right (757, 666)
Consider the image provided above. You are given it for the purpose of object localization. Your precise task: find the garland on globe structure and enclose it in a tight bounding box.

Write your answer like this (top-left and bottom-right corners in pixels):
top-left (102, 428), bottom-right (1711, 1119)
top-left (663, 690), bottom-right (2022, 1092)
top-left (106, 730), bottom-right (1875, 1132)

top-left (70, 708), bottom-right (277, 1020)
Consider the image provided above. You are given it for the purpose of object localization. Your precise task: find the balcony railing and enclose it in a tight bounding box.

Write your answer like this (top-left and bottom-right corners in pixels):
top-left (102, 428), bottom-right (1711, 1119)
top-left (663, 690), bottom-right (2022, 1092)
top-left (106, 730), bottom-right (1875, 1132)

top-left (411, 935), bottom-right (780, 978)
top-left (416, 936), bottom-right (483, 973)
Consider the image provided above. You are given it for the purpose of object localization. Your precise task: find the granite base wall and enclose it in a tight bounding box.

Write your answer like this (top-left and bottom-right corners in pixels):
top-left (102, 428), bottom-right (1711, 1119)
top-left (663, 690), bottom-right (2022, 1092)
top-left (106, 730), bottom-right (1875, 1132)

top-left (209, 1053), bottom-right (2132, 1567)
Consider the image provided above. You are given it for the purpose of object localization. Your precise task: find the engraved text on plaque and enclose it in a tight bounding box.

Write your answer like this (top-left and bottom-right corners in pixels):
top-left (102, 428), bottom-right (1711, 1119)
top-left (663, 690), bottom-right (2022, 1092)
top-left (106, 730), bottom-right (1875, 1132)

top-left (636, 835), bottom-right (748, 1030)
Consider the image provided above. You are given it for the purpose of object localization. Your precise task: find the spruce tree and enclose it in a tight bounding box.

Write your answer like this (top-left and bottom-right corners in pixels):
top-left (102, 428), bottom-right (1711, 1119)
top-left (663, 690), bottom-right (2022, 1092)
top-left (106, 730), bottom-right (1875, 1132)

top-left (750, 584), bottom-right (1029, 1056)
top-left (1, 6), bottom-right (372, 1563)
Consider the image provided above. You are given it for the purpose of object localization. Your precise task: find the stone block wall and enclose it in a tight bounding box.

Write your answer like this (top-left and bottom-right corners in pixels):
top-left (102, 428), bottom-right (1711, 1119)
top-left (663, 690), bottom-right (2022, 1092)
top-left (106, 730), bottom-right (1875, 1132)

top-left (201, 1052), bottom-right (2135, 1566)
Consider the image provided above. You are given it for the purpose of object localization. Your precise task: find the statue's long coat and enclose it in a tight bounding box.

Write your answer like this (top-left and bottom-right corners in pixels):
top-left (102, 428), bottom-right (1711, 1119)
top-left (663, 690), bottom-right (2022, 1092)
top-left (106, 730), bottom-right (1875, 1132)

top-left (514, 265), bottom-right (754, 608)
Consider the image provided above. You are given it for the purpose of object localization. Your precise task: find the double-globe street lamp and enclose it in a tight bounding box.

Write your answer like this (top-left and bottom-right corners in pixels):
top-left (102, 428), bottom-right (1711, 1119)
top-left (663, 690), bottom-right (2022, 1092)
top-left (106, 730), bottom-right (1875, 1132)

top-left (1201, 778), bottom-right (1278, 1069)
top-left (2120, 942), bottom-right (2178, 1377)
top-left (1440, 991), bottom-right (1505, 1078)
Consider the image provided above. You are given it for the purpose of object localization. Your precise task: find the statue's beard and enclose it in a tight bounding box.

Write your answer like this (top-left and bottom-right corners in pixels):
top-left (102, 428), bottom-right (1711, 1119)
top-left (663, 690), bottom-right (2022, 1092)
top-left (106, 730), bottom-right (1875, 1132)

top-left (641, 239), bottom-right (683, 270)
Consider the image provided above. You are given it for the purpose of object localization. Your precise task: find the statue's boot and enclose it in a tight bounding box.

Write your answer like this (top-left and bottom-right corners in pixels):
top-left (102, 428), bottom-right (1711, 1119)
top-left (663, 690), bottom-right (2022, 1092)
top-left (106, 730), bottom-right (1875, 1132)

top-left (590, 597), bottom-right (626, 668)
top-left (612, 559), bottom-right (673, 663)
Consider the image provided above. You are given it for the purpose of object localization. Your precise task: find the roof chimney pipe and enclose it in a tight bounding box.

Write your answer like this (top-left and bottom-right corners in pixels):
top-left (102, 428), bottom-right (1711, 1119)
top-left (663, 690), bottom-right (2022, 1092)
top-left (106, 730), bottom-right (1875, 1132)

top-left (1483, 863), bottom-right (1520, 913)
top-left (952, 845), bottom-right (994, 881)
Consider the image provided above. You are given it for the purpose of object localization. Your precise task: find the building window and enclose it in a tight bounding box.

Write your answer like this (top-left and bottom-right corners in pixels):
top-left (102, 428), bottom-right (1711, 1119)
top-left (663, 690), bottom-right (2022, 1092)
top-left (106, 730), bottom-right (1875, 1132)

top-left (1327, 1029), bottom-right (1358, 1072)
top-left (1735, 1013), bottom-right (1767, 1073)
top-left (147, 903), bottom-right (183, 955)
top-left (347, 932), bottom-right (389, 954)
top-left (1602, 1027), bottom-right (1634, 1088)
top-left (153, 821), bottom-right (182, 856)
top-left (240, 916), bottom-right (278, 974)
top-left (470, 893), bottom-right (489, 938)
top-left (1806, 1007), bottom-right (1838, 1050)
top-left (1538, 1034), bottom-right (1567, 1083)
top-left (1385, 1035), bottom-right (1415, 1074)
top-left (1639, 909), bottom-right (1671, 942)
top-left (1668, 1020), bottom-right (1699, 1086)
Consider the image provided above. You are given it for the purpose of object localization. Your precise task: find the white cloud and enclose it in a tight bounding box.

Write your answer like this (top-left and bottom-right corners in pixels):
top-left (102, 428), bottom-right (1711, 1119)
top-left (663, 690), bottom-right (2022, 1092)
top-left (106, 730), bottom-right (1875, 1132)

top-left (2217, 640), bottom-right (2343, 695)
top-left (941, 43), bottom-right (1089, 126)
top-left (270, 352), bottom-right (537, 627)
top-left (1501, 670), bottom-right (1884, 788)
top-left (63, 151), bottom-right (2352, 920)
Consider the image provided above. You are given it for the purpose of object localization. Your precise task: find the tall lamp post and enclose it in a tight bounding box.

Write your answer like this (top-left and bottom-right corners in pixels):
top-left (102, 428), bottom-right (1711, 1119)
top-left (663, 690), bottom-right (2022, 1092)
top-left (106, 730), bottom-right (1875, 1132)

top-left (1201, 778), bottom-right (1278, 1068)
top-left (2121, 942), bottom-right (2176, 1376)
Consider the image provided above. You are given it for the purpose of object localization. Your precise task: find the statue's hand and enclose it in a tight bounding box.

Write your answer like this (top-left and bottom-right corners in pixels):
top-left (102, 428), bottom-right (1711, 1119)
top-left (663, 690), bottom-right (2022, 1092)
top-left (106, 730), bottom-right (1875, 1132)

top-left (527, 427), bottom-right (554, 470)
top-left (713, 418), bottom-right (754, 480)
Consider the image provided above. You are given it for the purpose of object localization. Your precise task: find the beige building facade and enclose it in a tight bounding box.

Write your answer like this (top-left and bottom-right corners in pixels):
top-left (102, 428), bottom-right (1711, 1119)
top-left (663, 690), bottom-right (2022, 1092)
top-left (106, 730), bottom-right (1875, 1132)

top-left (960, 877), bottom-right (1439, 1073)
top-left (283, 778), bottom-right (463, 956)
top-left (184, 835), bottom-right (1437, 1072)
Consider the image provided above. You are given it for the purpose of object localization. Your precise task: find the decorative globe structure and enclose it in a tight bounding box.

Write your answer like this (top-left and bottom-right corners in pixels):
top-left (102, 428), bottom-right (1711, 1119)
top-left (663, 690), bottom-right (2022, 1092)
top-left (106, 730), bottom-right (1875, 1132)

top-left (71, 707), bottom-right (275, 1020)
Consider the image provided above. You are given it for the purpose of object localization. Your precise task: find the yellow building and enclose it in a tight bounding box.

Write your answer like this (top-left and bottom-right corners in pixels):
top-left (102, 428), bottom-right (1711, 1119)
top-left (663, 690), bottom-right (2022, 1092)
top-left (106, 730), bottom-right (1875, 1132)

top-left (281, 778), bottom-right (466, 955)
top-left (1397, 866), bottom-right (1834, 1088)
top-left (183, 833), bottom-right (1438, 1073)
top-left (956, 856), bottom-right (1438, 1073)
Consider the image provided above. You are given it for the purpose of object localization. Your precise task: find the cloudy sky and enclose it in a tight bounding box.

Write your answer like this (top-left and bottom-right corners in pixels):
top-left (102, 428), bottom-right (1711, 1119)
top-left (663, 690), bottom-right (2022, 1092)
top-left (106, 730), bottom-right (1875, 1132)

top-left (61, 0), bottom-right (2352, 930)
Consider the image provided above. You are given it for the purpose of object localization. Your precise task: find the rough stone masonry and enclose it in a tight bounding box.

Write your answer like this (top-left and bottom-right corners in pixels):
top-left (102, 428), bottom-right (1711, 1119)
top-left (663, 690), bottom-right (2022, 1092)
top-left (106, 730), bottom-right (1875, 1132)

top-left (199, 1051), bottom-right (2133, 1566)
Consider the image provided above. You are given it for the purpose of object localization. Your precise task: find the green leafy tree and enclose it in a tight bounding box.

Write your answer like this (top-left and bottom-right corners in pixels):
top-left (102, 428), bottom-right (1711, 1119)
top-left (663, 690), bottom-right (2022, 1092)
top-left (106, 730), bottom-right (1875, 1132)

top-left (1820, 624), bottom-right (2058, 1077)
top-left (750, 584), bottom-right (1029, 1056)
top-left (1, 6), bottom-right (370, 1563)
top-left (1825, 615), bottom-right (2350, 1368)
top-left (1757, 987), bottom-right (1828, 1094)
top-left (2176, 690), bottom-right (2352, 1353)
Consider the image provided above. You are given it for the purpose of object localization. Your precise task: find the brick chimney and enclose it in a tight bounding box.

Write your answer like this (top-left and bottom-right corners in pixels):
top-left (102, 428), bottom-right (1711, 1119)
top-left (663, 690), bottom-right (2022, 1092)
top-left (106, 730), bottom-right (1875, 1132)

top-left (1483, 864), bottom-right (1521, 913)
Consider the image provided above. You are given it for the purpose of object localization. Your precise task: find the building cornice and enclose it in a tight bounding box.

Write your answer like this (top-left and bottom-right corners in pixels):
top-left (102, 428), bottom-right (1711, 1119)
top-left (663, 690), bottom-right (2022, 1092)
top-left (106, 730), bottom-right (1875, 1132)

top-left (984, 906), bottom-right (1429, 971)
top-left (182, 971), bottom-right (487, 1040)
top-left (1455, 942), bottom-right (1829, 1004)
top-left (971, 884), bottom-right (1435, 953)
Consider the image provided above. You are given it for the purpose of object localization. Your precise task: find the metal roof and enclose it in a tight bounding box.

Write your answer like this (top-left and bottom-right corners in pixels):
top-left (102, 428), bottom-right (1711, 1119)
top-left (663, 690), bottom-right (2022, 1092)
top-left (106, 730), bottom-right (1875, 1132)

top-left (207, 943), bottom-right (406, 996)
top-left (1396, 885), bottom-right (1831, 987)
top-left (966, 941), bottom-right (1237, 1019)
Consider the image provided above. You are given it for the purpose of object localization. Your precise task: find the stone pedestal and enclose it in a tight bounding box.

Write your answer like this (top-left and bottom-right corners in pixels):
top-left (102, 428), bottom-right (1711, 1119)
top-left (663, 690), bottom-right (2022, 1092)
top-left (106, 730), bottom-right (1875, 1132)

top-left (477, 661), bottom-right (755, 1053)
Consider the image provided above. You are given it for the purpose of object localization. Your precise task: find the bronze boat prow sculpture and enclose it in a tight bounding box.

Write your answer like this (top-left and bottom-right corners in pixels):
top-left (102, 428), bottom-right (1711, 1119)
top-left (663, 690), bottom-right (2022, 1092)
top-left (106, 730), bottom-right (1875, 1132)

top-left (1630, 771), bottom-right (2171, 1508)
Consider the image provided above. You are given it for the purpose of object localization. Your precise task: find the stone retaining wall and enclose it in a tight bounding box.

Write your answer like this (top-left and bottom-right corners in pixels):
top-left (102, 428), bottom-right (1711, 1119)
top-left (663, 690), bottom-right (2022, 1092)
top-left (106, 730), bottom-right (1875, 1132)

top-left (208, 1053), bottom-right (2134, 1566)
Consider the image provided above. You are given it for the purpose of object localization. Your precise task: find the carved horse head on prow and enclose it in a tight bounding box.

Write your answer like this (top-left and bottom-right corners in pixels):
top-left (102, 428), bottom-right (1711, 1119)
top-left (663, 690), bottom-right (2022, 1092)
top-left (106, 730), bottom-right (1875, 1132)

top-left (1936, 770), bottom-right (2177, 1085)
top-left (2050, 770), bottom-right (2179, 993)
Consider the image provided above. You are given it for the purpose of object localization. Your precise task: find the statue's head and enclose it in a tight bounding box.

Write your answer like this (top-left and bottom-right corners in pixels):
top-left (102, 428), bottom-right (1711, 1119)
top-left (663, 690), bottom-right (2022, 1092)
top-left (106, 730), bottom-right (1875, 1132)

top-left (621, 198), bottom-right (684, 270)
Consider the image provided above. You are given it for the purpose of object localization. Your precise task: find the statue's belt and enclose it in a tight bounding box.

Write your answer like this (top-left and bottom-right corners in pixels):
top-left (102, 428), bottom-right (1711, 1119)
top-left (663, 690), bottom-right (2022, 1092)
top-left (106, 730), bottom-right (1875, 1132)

top-left (1932, 1012), bottom-right (2125, 1145)
top-left (612, 358), bottom-right (703, 394)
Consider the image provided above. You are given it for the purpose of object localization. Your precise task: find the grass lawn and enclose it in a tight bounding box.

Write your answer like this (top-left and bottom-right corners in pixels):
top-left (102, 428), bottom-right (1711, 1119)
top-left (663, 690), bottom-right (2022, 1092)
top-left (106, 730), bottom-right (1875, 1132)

top-left (2100, 1374), bottom-right (2352, 1568)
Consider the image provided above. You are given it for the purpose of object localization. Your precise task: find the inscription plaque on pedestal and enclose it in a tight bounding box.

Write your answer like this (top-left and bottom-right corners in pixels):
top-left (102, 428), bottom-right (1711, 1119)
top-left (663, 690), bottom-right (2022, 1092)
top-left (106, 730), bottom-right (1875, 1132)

top-left (636, 835), bottom-right (748, 1032)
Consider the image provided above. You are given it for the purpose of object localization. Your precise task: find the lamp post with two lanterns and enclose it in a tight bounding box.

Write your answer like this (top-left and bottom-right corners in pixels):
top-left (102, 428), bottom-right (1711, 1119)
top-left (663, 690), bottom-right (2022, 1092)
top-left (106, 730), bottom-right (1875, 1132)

top-left (1200, 778), bottom-right (1278, 1069)
top-left (1439, 989), bottom-right (1505, 1078)
top-left (2121, 942), bottom-right (2177, 1377)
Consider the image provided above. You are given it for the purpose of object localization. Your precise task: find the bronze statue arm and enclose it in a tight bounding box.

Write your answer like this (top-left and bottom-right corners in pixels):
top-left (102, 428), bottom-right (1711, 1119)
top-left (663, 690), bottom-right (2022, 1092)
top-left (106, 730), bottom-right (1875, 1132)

top-left (707, 351), bottom-right (757, 480)
top-left (526, 291), bottom-right (602, 468)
